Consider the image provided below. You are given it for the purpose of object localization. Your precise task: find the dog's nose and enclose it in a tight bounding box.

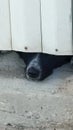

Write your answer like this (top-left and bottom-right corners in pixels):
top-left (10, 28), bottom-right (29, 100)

top-left (27, 67), bottom-right (39, 78)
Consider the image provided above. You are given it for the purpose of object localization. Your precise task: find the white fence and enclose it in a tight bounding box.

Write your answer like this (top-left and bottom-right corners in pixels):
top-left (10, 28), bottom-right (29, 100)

top-left (0, 0), bottom-right (72, 55)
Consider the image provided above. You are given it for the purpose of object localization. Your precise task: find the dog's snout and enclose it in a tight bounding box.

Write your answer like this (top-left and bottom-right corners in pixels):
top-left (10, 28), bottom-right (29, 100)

top-left (27, 67), bottom-right (40, 78)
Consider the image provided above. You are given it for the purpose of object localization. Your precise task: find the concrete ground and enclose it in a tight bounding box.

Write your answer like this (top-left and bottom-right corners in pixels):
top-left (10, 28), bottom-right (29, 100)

top-left (0, 52), bottom-right (73, 130)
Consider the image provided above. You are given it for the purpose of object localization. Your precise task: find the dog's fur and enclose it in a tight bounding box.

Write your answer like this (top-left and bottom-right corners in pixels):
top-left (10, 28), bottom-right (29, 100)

top-left (18, 52), bottom-right (71, 81)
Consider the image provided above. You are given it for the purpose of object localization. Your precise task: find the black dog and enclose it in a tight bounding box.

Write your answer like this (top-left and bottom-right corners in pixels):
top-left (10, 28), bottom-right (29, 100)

top-left (19, 52), bottom-right (71, 81)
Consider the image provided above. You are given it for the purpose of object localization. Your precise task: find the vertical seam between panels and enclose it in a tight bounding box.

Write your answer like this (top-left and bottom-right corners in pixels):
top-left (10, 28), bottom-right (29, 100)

top-left (39, 0), bottom-right (43, 52)
top-left (71, 0), bottom-right (73, 54)
top-left (8, 0), bottom-right (12, 50)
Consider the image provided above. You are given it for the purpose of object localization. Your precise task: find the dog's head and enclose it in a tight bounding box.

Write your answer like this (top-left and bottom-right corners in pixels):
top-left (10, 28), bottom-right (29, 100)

top-left (19, 52), bottom-right (71, 81)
